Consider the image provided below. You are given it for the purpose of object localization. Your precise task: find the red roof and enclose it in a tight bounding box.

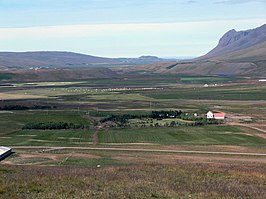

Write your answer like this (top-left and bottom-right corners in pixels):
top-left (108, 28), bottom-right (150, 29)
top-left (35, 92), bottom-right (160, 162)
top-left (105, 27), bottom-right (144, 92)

top-left (213, 112), bottom-right (225, 118)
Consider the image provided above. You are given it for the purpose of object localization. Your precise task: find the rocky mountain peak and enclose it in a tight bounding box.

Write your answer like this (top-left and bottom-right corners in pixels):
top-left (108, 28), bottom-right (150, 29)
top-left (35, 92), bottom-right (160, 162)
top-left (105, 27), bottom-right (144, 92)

top-left (202, 24), bottom-right (266, 58)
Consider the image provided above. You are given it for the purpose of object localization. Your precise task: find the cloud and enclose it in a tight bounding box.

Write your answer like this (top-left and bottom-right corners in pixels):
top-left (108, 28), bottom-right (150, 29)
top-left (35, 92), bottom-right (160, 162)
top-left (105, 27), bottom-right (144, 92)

top-left (0, 18), bottom-right (265, 57)
top-left (186, 0), bottom-right (197, 3)
top-left (215, 0), bottom-right (266, 4)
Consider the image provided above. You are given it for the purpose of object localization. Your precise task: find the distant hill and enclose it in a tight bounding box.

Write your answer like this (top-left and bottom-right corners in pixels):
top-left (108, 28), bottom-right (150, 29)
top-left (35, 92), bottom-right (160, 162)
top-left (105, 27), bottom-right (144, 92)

top-left (0, 51), bottom-right (172, 69)
top-left (0, 67), bottom-right (118, 82)
top-left (0, 51), bottom-right (118, 69)
top-left (116, 55), bottom-right (170, 65)
top-left (129, 24), bottom-right (266, 77)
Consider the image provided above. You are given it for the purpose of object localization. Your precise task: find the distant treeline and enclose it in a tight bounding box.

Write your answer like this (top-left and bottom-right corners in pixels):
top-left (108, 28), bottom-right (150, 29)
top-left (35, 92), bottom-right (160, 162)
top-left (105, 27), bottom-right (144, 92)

top-left (100, 110), bottom-right (223, 128)
top-left (150, 110), bottom-right (183, 119)
top-left (0, 105), bottom-right (55, 111)
top-left (23, 122), bottom-right (85, 130)
top-left (100, 110), bottom-right (183, 124)
top-left (107, 118), bottom-right (223, 128)
top-left (100, 114), bottom-right (140, 124)
top-left (153, 119), bottom-right (223, 127)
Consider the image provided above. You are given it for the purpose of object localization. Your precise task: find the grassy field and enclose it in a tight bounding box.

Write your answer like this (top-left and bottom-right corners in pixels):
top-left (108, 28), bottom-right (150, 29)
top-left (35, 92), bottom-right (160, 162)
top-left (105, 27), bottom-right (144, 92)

top-left (1, 76), bottom-right (266, 147)
top-left (0, 73), bottom-right (13, 80)
top-left (0, 118), bottom-right (265, 148)
top-left (180, 76), bottom-right (240, 84)
top-left (60, 156), bottom-right (125, 167)
top-left (0, 93), bottom-right (48, 100)
top-left (128, 118), bottom-right (194, 127)
top-left (1, 125), bottom-right (265, 147)
top-left (0, 162), bottom-right (265, 199)
top-left (0, 110), bottom-right (93, 147)
top-left (99, 126), bottom-right (266, 146)
top-left (0, 75), bottom-right (266, 198)
top-left (0, 110), bottom-right (90, 124)
top-left (0, 110), bottom-right (91, 134)
top-left (142, 84), bottom-right (266, 101)
top-left (0, 130), bottom-right (94, 146)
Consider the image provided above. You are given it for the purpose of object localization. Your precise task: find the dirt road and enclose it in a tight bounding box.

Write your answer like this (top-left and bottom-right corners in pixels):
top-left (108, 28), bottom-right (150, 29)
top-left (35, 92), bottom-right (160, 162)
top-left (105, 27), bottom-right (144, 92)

top-left (228, 122), bottom-right (266, 138)
top-left (11, 146), bottom-right (266, 157)
top-left (92, 129), bottom-right (99, 146)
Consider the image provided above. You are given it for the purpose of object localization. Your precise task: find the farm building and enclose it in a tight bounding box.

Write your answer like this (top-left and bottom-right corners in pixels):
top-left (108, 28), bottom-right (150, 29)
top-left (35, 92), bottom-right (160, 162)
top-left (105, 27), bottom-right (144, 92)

top-left (0, 146), bottom-right (12, 160)
top-left (206, 111), bottom-right (225, 120)
top-left (207, 111), bottom-right (214, 119)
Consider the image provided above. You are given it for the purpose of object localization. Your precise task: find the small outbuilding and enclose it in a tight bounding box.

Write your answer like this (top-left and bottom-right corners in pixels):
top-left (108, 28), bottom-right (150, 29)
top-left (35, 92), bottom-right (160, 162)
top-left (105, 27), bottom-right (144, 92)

top-left (213, 112), bottom-right (226, 120)
top-left (0, 146), bottom-right (12, 161)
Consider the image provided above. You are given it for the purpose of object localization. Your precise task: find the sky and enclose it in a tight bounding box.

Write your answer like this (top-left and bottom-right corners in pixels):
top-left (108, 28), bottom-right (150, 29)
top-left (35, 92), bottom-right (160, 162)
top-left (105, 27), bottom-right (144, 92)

top-left (0, 0), bottom-right (266, 57)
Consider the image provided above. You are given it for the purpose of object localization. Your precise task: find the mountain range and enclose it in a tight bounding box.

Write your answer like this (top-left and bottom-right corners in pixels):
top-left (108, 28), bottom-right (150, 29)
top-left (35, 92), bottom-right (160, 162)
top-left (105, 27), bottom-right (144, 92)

top-left (131, 24), bottom-right (266, 77)
top-left (1, 24), bottom-right (266, 77)
top-left (0, 51), bottom-right (172, 70)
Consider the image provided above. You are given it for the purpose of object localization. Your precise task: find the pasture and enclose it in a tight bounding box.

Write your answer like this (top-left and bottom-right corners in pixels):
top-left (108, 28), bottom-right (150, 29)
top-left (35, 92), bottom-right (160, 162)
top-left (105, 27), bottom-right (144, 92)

top-left (1, 124), bottom-right (265, 147)
top-left (98, 126), bottom-right (266, 146)
top-left (0, 130), bottom-right (94, 146)
top-left (0, 74), bottom-right (266, 198)
top-left (1, 75), bottom-right (266, 148)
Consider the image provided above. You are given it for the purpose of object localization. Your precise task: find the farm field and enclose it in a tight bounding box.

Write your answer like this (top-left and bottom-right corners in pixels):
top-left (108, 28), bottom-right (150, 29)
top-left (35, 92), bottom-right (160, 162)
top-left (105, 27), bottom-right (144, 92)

top-left (1, 74), bottom-right (266, 198)
top-left (1, 75), bottom-right (266, 149)
top-left (1, 125), bottom-right (266, 147)
top-left (98, 126), bottom-right (266, 146)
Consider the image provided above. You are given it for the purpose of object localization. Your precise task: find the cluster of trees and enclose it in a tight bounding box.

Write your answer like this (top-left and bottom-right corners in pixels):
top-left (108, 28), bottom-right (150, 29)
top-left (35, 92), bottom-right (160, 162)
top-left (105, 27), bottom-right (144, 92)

top-left (180, 113), bottom-right (195, 120)
top-left (0, 105), bottom-right (54, 111)
top-left (99, 110), bottom-right (224, 128)
top-left (22, 122), bottom-right (85, 130)
top-left (100, 114), bottom-right (141, 124)
top-left (194, 118), bottom-right (224, 125)
top-left (101, 111), bottom-right (184, 124)
top-left (149, 110), bottom-right (182, 119)
top-left (105, 119), bottom-right (223, 129)
top-left (149, 122), bottom-right (202, 127)
top-left (168, 119), bottom-right (223, 127)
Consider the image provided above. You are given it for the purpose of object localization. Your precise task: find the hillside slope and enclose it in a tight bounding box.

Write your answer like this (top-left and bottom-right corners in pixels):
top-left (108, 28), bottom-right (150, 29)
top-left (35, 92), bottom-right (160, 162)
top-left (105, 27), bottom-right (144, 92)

top-left (0, 52), bottom-right (119, 69)
top-left (201, 24), bottom-right (266, 59)
top-left (0, 51), bottom-right (171, 69)
top-left (0, 67), bottom-right (118, 82)
top-left (130, 24), bottom-right (266, 76)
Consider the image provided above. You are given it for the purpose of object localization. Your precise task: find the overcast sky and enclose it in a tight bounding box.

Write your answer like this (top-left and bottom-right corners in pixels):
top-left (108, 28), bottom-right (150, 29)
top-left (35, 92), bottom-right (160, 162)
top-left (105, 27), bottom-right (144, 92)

top-left (0, 0), bottom-right (265, 57)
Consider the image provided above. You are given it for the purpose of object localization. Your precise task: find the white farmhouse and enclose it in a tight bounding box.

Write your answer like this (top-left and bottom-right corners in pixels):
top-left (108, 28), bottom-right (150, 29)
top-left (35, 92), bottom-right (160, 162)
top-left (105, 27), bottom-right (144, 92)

top-left (207, 111), bottom-right (214, 119)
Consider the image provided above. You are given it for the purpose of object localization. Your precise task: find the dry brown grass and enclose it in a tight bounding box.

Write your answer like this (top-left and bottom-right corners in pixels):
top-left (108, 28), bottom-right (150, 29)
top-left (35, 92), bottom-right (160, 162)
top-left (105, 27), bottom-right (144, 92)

top-left (0, 93), bottom-right (47, 100)
top-left (0, 162), bottom-right (265, 199)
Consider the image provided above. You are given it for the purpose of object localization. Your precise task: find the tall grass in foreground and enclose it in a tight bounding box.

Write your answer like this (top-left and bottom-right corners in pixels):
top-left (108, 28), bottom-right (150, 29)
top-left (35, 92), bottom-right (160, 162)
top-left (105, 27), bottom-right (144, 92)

top-left (0, 162), bottom-right (265, 198)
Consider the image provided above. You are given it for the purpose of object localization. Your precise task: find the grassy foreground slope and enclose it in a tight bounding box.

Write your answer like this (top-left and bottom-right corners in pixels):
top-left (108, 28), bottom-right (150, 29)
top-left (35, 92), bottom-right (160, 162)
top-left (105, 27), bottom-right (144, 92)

top-left (0, 163), bottom-right (265, 199)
